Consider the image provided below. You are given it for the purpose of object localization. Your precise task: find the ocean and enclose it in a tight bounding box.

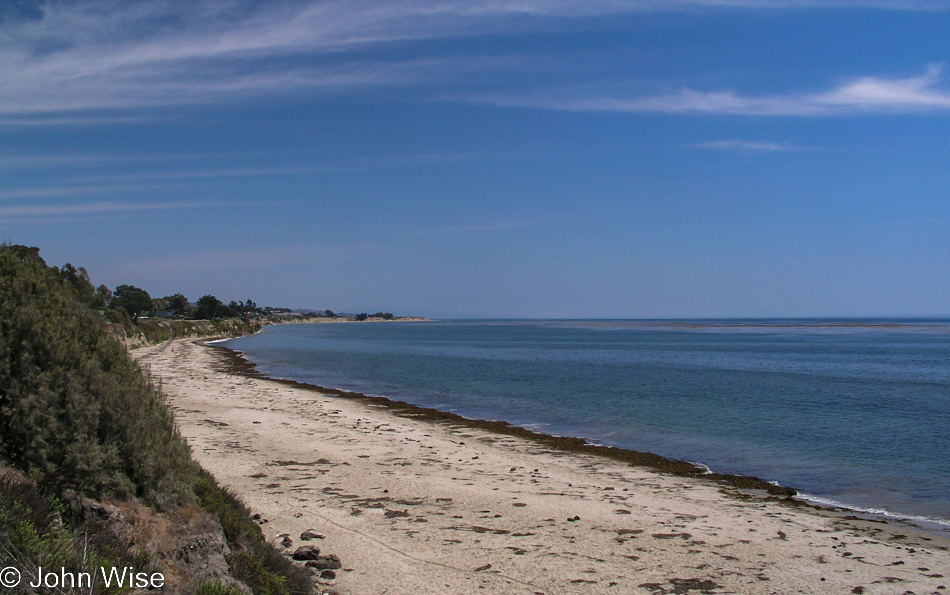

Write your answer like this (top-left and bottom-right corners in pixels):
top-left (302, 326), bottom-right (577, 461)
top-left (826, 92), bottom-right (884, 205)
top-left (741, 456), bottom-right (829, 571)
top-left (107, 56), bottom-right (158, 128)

top-left (222, 319), bottom-right (950, 530)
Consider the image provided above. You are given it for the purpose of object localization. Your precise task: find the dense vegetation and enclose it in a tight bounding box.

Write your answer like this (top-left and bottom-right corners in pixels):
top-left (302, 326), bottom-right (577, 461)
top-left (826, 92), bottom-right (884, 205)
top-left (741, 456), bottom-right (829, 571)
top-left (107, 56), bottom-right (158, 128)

top-left (0, 245), bottom-right (196, 507)
top-left (0, 245), bottom-right (312, 594)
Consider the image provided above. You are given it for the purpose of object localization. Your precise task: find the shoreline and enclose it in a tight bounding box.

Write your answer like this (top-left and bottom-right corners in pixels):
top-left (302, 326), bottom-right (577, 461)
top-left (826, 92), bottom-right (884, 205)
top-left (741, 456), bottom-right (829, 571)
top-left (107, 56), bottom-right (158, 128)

top-left (211, 338), bottom-right (950, 536)
top-left (134, 338), bottom-right (950, 594)
top-left (209, 342), bottom-right (799, 497)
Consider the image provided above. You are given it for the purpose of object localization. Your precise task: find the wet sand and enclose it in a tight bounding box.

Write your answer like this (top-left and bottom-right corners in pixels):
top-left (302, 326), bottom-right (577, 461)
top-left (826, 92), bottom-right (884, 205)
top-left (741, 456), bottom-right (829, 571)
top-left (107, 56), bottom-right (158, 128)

top-left (134, 338), bottom-right (950, 595)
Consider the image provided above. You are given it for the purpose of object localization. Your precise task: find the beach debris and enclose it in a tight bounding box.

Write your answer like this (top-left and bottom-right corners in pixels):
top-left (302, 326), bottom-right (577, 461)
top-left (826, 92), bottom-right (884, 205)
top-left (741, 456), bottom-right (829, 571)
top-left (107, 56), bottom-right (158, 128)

top-left (305, 554), bottom-right (342, 570)
top-left (474, 563), bottom-right (492, 572)
top-left (567, 515), bottom-right (581, 522)
top-left (300, 529), bottom-right (325, 541)
top-left (385, 509), bottom-right (410, 518)
top-left (278, 533), bottom-right (293, 548)
top-left (777, 530), bottom-right (787, 540)
top-left (292, 545), bottom-right (321, 560)
top-left (638, 578), bottom-right (721, 594)
top-left (320, 570), bottom-right (336, 580)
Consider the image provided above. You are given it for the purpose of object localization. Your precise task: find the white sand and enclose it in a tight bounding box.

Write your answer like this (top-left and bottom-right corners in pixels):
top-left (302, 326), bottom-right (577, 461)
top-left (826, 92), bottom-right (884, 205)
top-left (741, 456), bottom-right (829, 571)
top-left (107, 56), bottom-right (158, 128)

top-left (134, 338), bottom-right (950, 595)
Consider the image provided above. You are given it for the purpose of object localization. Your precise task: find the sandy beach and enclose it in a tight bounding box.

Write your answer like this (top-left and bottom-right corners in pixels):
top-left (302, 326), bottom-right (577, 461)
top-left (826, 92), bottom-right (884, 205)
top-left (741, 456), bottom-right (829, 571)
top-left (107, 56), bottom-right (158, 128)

top-left (133, 338), bottom-right (950, 595)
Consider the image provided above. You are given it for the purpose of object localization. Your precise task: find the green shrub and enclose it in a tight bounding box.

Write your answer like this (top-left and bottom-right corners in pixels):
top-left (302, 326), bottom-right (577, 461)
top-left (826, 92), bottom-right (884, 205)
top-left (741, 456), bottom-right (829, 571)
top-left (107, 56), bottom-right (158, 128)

top-left (0, 244), bottom-right (197, 509)
top-left (195, 580), bottom-right (247, 595)
top-left (0, 470), bottom-right (138, 595)
top-left (0, 245), bottom-right (311, 594)
top-left (195, 472), bottom-right (312, 595)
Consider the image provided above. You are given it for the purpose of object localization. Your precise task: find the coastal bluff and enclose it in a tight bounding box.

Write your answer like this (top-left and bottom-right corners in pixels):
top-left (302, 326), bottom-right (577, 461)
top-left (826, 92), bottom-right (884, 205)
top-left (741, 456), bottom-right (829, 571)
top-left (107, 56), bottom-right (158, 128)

top-left (109, 315), bottom-right (429, 349)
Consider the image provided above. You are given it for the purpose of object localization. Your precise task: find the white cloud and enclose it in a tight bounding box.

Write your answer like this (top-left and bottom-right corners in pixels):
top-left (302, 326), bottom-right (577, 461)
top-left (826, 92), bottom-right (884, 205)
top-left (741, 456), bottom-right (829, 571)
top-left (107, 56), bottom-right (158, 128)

top-left (72, 166), bottom-right (317, 184)
top-left (0, 201), bottom-right (215, 217)
top-left (111, 243), bottom-right (367, 274)
top-left (0, 1), bottom-right (506, 113)
top-left (0, 114), bottom-right (148, 127)
top-left (1, 1), bottom-right (948, 116)
top-left (688, 140), bottom-right (806, 151)
top-left (0, 181), bottom-right (221, 200)
top-left (816, 63), bottom-right (950, 110)
top-left (483, 64), bottom-right (950, 115)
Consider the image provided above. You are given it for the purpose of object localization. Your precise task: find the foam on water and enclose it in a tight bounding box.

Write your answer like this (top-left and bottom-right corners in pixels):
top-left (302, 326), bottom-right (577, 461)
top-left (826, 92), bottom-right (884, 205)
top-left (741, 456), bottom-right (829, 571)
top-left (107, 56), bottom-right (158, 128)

top-left (797, 493), bottom-right (950, 534)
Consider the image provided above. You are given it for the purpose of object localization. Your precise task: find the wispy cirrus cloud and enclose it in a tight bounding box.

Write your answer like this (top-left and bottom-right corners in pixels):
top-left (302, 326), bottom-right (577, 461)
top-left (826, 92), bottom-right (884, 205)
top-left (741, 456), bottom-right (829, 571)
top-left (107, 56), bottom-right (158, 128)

top-left (2, 0), bottom-right (948, 117)
top-left (0, 181), bottom-right (222, 200)
top-left (0, 114), bottom-right (149, 126)
top-left (0, 151), bottom-right (233, 168)
top-left (403, 219), bottom-right (545, 237)
top-left (0, 200), bottom-right (216, 217)
top-left (111, 243), bottom-right (368, 275)
top-left (0, 0), bottom-right (511, 114)
top-left (479, 64), bottom-right (950, 116)
top-left (687, 140), bottom-right (809, 151)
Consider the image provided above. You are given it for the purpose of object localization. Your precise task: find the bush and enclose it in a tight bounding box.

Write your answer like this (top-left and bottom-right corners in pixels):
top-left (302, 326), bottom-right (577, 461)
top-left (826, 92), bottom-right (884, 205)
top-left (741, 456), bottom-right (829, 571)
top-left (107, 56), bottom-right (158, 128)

top-left (0, 245), bottom-right (312, 594)
top-left (196, 581), bottom-right (247, 595)
top-left (195, 472), bottom-right (312, 595)
top-left (0, 245), bottom-right (197, 509)
top-left (0, 470), bottom-right (140, 595)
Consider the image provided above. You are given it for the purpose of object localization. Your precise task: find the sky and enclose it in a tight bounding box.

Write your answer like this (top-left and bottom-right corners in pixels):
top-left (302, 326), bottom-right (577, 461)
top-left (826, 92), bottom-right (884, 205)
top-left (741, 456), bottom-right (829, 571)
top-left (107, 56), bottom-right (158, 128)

top-left (2, 0), bottom-right (950, 318)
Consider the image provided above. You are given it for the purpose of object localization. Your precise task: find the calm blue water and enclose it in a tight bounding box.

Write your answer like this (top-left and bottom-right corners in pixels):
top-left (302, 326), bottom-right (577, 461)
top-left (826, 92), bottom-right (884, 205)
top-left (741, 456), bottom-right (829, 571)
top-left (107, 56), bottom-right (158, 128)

top-left (224, 320), bottom-right (950, 526)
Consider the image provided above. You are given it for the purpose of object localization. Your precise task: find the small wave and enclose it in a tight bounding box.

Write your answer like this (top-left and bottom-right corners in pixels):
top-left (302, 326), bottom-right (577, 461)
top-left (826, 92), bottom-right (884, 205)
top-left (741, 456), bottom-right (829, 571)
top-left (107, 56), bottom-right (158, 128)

top-left (797, 493), bottom-right (950, 529)
top-left (204, 338), bottom-right (232, 344)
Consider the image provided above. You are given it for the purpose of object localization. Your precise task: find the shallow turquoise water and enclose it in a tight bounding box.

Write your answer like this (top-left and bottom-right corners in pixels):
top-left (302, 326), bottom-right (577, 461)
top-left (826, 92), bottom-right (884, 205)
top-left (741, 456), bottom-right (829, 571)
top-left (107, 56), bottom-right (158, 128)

top-left (224, 319), bottom-right (950, 526)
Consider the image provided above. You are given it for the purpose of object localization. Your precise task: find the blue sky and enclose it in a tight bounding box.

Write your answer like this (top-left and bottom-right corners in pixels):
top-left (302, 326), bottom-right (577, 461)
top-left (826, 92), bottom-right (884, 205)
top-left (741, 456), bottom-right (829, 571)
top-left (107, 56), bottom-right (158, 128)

top-left (3, 0), bottom-right (950, 318)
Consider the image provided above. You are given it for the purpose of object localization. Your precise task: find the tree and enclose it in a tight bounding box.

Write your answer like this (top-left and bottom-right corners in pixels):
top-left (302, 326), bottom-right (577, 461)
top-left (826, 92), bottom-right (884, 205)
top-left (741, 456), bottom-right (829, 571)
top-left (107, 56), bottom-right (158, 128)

top-left (59, 263), bottom-right (97, 306)
top-left (165, 293), bottom-right (190, 317)
top-left (113, 284), bottom-right (153, 320)
top-left (194, 294), bottom-right (224, 320)
top-left (324, 310), bottom-right (336, 318)
top-left (96, 284), bottom-right (112, 308)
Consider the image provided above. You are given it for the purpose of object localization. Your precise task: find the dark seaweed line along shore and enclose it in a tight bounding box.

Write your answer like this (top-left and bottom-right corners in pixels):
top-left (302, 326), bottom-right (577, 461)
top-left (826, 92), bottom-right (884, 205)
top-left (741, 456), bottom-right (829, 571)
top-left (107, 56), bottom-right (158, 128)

top-left (207, 341), bottom-right (800, 501)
